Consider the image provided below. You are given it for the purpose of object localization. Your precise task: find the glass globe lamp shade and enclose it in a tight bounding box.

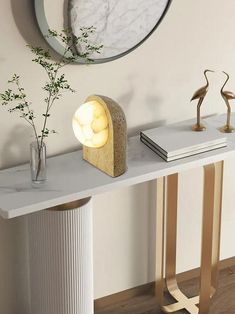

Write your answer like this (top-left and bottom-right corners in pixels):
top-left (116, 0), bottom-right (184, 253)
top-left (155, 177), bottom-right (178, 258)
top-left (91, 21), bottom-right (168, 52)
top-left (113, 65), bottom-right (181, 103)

top-left (72, 100), bottom-right (109, 148)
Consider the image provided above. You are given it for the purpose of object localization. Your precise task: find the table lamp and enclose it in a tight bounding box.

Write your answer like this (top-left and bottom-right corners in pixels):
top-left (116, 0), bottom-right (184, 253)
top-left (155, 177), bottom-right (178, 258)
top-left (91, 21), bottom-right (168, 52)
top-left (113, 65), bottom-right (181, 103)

top-left (72, 95), bottom-right (127, 177)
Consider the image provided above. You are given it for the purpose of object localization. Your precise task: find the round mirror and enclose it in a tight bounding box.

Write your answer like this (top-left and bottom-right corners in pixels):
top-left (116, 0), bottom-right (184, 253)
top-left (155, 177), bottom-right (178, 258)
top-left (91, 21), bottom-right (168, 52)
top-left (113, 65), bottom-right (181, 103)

top-left (34, 0), bottom-right (172, 64)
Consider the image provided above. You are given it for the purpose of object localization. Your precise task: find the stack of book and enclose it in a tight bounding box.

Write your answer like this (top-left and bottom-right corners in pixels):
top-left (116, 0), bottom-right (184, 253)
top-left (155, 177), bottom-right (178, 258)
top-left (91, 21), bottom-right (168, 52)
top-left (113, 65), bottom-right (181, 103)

top-left (140, 119), bottom-right (227, 162)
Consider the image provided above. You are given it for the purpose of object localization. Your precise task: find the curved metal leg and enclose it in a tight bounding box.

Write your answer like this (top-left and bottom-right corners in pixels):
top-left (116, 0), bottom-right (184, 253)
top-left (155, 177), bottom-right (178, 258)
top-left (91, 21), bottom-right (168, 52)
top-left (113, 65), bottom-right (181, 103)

top-left (199, 161), bottom-right (223, 314)
top-left (155, 177), bottom-right (165, 307)
top-left (155, 161), bottom-right (224, 314)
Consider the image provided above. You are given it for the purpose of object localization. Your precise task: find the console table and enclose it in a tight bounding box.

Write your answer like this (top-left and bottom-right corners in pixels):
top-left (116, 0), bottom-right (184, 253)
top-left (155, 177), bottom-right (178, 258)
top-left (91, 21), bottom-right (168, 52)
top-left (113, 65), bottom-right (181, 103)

top-left (0, 115), bottom-right (234, 314)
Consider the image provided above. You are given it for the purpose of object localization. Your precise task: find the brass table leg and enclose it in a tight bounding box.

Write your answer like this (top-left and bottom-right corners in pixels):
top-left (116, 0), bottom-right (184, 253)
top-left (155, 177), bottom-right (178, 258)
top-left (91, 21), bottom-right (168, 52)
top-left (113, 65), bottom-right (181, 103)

top-left (199, 162), bottom-right (223, 314)
top-left (155, 161), bottom-right (224, 314)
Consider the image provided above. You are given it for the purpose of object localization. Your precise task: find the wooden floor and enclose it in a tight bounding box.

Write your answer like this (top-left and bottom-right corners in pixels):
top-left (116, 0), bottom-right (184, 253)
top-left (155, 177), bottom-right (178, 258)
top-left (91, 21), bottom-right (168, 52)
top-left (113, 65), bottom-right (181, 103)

top-left (96, 266), bottom-right (235, 314)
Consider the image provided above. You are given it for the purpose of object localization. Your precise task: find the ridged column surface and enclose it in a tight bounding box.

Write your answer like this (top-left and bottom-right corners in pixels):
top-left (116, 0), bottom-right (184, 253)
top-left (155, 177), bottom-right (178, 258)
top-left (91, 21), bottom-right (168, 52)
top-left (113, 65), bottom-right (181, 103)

top-left (27, 199), bottom-right (93, 314)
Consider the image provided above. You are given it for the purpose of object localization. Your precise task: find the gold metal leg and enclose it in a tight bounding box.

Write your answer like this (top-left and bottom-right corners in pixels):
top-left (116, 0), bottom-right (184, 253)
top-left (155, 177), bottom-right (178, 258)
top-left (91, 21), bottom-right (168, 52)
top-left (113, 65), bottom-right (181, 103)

top-left (211, 162), bottom-right (224, 290)
top-left (199, 161), bottom-right (224, 314)
top-left (155, 161), bottom-right (224, 314)
top-left (155, 177), bottom-right (165, 306)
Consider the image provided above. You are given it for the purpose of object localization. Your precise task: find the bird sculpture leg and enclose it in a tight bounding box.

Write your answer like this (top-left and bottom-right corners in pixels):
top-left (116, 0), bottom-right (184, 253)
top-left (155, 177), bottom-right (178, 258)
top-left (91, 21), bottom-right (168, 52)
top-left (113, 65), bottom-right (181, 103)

top-left (220, 99), bottom-right (235, 133)
top-left (192, 97), bottom-right (206, 131)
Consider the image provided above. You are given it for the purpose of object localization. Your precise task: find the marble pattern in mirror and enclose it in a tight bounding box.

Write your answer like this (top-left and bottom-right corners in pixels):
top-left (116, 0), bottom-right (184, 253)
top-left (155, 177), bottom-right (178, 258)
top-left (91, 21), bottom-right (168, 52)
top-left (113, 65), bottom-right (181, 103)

top-left (34, 0), bottom-right (171, 63)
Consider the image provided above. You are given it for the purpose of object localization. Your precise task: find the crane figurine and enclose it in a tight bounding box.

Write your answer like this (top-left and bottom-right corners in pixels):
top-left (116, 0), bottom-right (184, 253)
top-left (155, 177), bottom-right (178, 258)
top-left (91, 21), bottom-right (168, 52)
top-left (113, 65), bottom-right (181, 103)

top-left (220, 71), bottom-right (235, 133)
top-left (191, 69), bottom-right (214, 131)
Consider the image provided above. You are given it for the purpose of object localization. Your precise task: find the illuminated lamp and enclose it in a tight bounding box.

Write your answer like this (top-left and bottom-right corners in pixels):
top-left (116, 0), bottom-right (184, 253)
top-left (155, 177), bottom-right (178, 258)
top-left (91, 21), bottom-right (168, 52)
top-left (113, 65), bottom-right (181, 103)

top-left (73, 95), bottom-right (127, 177)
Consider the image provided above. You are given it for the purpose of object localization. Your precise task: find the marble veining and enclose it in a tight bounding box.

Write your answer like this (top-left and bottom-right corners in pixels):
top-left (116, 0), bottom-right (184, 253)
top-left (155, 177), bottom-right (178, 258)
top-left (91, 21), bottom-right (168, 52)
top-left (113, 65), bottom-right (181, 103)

top-left (0, 115), bottom-right (235, 219)
top-left (69, 0), bottom-right (169, 59)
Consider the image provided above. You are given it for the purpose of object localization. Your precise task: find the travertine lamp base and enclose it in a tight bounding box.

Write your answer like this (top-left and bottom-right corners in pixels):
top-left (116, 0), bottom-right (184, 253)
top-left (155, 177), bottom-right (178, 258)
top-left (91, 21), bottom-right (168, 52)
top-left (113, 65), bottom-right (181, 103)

top-left (27, 198), bottom-right (93, 314)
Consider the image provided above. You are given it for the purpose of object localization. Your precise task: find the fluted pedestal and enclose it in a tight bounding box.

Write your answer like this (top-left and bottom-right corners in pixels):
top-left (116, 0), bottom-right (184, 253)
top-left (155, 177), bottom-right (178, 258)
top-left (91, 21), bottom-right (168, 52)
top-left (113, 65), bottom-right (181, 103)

top-left (27, 198), bottom-right (93, 314)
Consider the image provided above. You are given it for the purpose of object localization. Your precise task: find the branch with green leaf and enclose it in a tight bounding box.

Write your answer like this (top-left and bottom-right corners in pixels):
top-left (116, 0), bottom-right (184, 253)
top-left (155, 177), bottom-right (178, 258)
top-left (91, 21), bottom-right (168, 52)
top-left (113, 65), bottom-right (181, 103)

top-left (0, 27), bottom-right (102, 181)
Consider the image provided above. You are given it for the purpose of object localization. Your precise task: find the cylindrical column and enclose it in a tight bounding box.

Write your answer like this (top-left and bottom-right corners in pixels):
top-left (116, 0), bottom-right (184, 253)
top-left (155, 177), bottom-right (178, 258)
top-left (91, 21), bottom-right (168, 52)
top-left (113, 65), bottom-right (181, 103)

top-left (27, 198), bottom-right (93, 314)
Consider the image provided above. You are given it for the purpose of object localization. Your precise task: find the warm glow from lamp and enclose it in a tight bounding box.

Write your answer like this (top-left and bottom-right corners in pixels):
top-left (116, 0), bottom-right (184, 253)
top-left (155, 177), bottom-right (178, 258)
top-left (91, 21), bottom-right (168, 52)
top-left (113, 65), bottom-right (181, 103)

top-left (72, 100), bottom-right (109, 148)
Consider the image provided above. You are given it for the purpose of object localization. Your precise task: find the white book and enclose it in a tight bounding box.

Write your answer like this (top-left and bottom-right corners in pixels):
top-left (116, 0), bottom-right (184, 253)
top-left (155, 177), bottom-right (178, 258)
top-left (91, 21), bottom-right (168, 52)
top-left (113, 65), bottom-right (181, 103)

top-left (140, 137), bottom-right (227, 161)
top-left (140, 119), bottom-right (227, 160)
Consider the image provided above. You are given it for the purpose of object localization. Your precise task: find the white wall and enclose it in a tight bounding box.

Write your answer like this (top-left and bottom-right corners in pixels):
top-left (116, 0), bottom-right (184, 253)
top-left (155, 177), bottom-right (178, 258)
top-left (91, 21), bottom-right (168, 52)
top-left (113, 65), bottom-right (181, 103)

top-left (1, 0), bottom-right (235, 312)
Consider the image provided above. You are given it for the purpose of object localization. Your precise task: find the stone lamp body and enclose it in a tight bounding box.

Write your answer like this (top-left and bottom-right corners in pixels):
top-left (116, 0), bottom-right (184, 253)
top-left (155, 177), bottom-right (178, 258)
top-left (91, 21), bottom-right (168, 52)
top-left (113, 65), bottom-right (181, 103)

top-left (73, 95), bottom-right (127, 177)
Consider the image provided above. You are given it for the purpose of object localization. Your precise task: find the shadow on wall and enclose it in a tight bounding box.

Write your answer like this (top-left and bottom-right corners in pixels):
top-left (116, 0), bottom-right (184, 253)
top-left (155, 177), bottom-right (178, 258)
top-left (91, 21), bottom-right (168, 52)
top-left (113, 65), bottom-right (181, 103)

top-left (116, 73), bottom-right (165, 137)
top-left (10, 0), bottom-right (63, 61)
top-left (63, 0), bottom-right (70, 29)
top-left (93, 183), bottom-right (152, 297)
top-left (0, 216), bottom-right (30, 314)
top-left (128, 120), bottom-right (166, 137)
top-left (0, 125), bottom-right (32, 312)
top-left (0, 125), bottom-right (32, 170)
top-left (10, 0), bottom-right (45, 47)
top-left (117, 82), bottom-right (166, 135)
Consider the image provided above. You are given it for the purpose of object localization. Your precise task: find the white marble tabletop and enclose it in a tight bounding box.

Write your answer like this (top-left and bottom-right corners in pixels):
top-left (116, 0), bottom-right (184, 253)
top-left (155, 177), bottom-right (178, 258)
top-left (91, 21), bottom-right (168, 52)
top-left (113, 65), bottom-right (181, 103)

top-left (0, 115), bottom-right (235, 219)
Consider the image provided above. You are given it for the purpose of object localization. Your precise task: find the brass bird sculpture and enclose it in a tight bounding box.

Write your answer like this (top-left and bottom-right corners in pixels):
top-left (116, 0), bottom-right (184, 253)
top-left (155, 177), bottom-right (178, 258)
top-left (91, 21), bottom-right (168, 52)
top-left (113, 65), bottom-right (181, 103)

top-left (220, 71), bottom-right (235, 133)
top-left (191, 69), bottom-right (214, 131)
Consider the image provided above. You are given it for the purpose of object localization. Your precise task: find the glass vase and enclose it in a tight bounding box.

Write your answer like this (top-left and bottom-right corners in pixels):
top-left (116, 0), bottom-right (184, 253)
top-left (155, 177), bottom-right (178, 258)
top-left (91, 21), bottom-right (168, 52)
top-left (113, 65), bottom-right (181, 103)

top-left (30, 141), bottom-right (47, 184)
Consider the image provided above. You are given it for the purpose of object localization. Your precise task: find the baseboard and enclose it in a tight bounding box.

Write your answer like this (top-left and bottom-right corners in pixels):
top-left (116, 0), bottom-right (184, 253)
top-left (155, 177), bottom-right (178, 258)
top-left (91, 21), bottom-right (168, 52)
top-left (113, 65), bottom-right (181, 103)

top-left (94, 256), bottom-right (235, 311)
